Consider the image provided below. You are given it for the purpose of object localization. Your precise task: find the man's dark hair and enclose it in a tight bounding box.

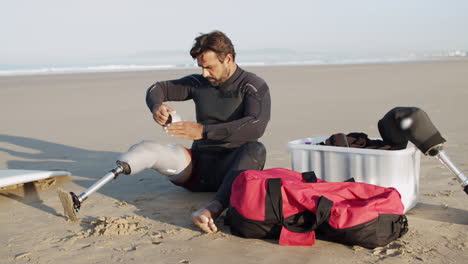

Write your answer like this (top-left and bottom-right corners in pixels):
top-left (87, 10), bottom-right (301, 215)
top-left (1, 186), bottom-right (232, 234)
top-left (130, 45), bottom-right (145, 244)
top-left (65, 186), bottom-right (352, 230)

top-left (190, 31), bottom-right (236, 62)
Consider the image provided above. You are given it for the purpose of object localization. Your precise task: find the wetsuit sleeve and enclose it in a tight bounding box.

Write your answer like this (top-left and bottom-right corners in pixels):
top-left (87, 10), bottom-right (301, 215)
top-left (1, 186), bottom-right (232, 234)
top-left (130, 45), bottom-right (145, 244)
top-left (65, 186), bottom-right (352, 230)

top-left (203, 83), bottom-right (271, 142)
top-left (145, 75), bottom-right (200, 114)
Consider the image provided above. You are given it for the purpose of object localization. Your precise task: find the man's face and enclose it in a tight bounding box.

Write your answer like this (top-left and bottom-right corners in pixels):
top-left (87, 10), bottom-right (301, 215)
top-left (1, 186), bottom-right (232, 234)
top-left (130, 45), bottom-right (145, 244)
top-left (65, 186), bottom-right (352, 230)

top-left (197, 50), bottom-right (232, 87)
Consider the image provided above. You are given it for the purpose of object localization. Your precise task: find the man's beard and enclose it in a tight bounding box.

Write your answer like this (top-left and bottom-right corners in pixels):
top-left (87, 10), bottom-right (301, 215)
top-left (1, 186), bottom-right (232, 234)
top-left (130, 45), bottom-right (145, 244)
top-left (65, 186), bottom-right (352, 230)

top-left (207, 67), bottom-right (231, 87)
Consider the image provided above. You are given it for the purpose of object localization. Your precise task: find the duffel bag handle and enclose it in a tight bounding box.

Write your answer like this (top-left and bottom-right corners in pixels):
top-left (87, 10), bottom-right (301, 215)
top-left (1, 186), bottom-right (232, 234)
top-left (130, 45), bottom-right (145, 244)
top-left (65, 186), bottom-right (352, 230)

top-left (266, 178), bottom-right (334, 246)
top-left (283, 196), bottom-right (333, 233)
top-left (266, 178), bottom-right (334, 232)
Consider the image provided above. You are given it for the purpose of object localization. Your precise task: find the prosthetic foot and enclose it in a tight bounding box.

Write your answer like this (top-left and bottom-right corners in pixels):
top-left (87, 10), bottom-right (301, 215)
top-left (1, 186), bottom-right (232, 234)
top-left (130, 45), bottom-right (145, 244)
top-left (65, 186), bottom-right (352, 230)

top-left (58, 163), bottom-right (129, 221)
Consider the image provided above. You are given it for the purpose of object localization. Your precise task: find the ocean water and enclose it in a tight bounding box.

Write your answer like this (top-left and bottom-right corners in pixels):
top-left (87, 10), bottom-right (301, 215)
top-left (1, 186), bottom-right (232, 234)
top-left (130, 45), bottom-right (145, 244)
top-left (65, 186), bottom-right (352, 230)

top-left (0, 63), bottom-right (189, 76)
top-left (0, 50), bottom-right (465, 76)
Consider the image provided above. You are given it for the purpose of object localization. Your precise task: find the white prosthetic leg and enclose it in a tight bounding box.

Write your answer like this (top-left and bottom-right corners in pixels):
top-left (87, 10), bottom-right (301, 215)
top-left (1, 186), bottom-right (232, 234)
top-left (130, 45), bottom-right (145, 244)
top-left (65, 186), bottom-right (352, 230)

top-left (117, 140), bottom-right (190, 180)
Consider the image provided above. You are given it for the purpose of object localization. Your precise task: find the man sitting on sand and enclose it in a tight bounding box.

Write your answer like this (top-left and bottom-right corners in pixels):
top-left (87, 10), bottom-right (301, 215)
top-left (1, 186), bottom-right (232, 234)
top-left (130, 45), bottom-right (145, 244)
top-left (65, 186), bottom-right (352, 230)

top-left (132, 31), bottom-right (271, 233)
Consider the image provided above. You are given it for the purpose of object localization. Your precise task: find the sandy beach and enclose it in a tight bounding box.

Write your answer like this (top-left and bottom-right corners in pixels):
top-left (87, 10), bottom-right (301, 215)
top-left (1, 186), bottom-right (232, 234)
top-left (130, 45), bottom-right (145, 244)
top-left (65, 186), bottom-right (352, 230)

top-left (1, 60), bottom-right (467, 263)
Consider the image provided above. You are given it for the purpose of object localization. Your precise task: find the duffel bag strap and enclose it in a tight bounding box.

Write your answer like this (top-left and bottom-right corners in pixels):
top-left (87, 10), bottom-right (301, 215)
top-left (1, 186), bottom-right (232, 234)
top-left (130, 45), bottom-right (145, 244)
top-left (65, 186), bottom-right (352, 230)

top-left (302, 171), bottom-right (318, 182)
top-left (315, 196), bottom-right (334, 225)
top-left (302, 171), bottom-right (355, 183)
top-left (266, 178), bottom-right (283, 223)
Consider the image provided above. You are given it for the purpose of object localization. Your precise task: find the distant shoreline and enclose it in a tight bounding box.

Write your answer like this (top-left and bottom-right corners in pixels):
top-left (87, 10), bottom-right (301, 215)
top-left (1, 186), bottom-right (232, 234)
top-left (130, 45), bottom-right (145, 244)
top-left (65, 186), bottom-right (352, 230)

top-left (1, 57), bottom-right (467, 77)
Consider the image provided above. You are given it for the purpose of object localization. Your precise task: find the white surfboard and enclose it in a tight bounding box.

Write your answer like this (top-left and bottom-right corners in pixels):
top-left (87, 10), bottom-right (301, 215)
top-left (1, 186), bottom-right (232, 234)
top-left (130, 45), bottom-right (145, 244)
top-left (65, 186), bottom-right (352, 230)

top-left (0, 170), bottom-right (71, 188)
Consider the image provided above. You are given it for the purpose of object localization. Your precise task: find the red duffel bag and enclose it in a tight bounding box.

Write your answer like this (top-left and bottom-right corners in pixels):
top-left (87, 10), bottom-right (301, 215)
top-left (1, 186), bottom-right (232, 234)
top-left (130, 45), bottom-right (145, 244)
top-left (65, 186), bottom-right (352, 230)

top-left (226, 168), bottom-right (408, 248)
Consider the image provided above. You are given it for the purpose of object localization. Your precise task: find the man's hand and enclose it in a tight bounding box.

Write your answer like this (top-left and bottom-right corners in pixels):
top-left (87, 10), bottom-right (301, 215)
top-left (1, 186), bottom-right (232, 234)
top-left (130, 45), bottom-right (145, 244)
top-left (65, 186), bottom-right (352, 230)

top-left (165, 121), bottom-right (204, 140)
top-left (153, 104), bottom-right (175, 126)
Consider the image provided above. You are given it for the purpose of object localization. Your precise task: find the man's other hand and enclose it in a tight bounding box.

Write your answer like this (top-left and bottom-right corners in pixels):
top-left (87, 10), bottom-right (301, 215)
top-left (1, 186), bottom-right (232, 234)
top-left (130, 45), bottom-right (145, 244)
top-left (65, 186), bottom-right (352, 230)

top-left (165, 121), bottom-right (204, 140)
top-left (153, 104), bottom-right (175, 126)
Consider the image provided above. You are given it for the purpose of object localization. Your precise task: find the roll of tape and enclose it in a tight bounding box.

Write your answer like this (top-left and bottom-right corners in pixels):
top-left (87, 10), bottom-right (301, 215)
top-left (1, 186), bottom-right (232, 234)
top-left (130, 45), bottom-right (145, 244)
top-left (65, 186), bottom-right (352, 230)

top-left (168, 112), bottom-right (182, 123)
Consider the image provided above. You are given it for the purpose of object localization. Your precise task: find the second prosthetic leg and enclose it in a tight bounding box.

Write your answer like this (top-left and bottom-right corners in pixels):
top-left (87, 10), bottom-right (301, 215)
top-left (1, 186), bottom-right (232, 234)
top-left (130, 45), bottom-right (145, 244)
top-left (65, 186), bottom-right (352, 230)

top-left (378, 107), bottom-right (468, 195)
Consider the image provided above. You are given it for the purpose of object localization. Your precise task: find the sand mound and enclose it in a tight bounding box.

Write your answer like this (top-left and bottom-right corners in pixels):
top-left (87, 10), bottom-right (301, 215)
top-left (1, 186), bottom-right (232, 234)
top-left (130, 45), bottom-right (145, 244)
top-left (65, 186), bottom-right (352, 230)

top-left (78, 216), bottom-right (148, 237)
top-left (372, 240), bottom-right (407, 257)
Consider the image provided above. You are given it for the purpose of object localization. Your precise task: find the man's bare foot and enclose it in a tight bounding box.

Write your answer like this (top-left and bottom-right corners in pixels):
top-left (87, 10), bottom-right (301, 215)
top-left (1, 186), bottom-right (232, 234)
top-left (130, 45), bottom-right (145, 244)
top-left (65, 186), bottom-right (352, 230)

top-left (192, 200), bottom-right (225, 233)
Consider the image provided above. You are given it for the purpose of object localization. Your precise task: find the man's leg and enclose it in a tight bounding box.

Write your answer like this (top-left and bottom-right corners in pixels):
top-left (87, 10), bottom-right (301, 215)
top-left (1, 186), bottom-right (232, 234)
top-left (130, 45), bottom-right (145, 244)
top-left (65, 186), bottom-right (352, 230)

top-left (192, 142), bottom-right (266, 233)
top-left (214, 142), bottom-right (266, 207)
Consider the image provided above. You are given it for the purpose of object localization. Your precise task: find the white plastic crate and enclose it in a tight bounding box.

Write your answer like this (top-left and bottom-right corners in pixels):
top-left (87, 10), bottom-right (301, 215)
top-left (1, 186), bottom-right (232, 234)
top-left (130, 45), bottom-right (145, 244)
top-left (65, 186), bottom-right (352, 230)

top-left (288, 136), bottom-right (421, 212)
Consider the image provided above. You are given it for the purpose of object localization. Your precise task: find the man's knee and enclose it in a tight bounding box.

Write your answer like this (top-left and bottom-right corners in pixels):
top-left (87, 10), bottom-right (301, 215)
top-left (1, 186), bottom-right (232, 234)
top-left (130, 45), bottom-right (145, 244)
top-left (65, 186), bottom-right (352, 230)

top-left (240, 141), bottom-right (266, 170)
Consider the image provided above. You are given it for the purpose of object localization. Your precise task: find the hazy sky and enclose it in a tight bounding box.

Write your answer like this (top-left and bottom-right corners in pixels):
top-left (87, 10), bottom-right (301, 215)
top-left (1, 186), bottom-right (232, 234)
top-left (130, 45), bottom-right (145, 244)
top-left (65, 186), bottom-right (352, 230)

top-left (1, 0), bottom-right (467, 65)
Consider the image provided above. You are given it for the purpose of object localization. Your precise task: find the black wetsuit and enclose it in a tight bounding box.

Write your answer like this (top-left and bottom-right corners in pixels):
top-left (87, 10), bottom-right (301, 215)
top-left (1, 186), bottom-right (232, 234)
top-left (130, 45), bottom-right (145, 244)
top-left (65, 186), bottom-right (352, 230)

top-left (146, 66), bottom-right (271, 206)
